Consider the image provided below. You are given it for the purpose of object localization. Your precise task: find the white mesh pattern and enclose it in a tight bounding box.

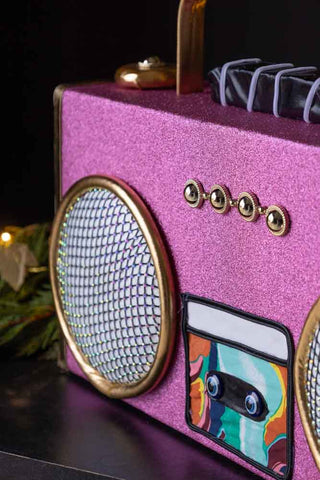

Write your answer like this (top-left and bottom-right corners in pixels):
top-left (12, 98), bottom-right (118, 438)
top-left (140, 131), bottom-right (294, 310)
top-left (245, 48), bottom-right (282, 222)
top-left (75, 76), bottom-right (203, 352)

top-left (306, 324), bottom-right (320, 440)
top-left (57, 187), bottom-right (161, 384)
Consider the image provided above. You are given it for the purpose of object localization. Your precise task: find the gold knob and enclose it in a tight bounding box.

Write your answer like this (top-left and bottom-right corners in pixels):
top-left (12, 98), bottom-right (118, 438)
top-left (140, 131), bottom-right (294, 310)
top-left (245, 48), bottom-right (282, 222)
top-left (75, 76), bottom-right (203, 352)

top-left (209, 185), bottom-right (232, 214)
top-left (237, 192), bottom-right (260, 222)
top-left (184, 179), bottom-right (205, 209)
top-left (115, 56), bottom-right (176, 89)
top-left (265, 205), bottom-right (290, 236)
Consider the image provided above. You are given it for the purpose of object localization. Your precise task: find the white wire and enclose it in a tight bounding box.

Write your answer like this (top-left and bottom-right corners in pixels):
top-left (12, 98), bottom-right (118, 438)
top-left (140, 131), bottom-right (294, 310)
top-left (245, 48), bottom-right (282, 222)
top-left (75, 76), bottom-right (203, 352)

top-left (219, 58), bottom-right (261, 107)
top-left (303, 77), bottom-right (320, 123)
top-left (247, 63), bottom-right (293, 112)
top-left (273, 67), bottom-right (317, 118)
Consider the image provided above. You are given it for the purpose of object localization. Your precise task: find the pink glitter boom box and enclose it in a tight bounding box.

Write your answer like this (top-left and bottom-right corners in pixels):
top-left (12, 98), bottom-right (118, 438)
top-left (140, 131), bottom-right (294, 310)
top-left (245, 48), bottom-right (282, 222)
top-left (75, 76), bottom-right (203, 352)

top-left (50, 2), bottom-right (320, 480)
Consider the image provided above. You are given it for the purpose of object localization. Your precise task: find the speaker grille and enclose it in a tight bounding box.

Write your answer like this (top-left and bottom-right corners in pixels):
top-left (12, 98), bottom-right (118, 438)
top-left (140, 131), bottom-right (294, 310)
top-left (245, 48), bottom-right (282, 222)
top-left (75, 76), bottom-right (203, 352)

top-left (295, 298), bottom-right (320, 468)
top-left (56, 186), bottom-right (162, 385)
top-left (306, 324), bottom-right (320, 440)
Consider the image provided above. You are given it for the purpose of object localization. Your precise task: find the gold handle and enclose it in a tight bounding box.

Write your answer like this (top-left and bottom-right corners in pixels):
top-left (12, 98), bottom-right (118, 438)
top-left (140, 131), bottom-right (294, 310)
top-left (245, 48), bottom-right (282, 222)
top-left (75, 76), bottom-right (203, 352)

top-left (177, 0), bottom-right (208, 95)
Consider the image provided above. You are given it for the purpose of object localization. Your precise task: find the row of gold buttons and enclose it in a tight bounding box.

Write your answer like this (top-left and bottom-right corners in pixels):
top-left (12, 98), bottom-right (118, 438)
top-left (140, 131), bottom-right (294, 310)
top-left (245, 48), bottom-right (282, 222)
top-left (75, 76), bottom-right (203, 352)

top-left (183, 179), bottom-right (290, 237)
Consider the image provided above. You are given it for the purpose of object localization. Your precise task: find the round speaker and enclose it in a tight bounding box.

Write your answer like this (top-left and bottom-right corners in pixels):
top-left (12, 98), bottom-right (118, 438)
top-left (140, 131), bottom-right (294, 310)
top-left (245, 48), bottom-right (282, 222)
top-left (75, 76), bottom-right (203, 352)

top-left (50, 176), bottom-right (176, 398)
top-left (295, 297), bottom-right (320, 469)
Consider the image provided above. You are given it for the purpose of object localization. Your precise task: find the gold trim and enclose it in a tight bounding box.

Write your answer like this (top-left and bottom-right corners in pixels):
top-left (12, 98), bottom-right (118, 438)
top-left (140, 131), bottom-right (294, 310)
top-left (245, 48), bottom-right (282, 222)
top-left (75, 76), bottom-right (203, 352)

top-left (53, 80), bottom-right (110, 368)
top-left (50, 175), bottom-right (176, 399)
top-left (177, 0), bottom-right (207, 95)
top-left (54, 81), bottom-right (111, 206)
top-left (295, 297), bottom-right (320, 470)
top-left (53, 83), bottom-right (70, 367)
top-left (53, 84), bottom-right (68, 207)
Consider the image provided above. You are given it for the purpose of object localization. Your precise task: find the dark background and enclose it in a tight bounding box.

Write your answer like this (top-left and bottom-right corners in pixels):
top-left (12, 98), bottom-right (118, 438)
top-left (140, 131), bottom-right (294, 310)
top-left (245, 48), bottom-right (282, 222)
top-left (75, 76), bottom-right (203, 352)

top-left (4, 0), bottom-right (320, 228)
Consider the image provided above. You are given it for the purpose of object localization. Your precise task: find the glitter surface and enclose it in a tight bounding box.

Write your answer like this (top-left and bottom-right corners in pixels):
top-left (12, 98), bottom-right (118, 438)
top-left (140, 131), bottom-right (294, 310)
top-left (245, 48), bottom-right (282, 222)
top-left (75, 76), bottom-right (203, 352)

top-left (60, 83), bottom-right (320, 480)
top-left (57, 186), bottom-right (160, 385)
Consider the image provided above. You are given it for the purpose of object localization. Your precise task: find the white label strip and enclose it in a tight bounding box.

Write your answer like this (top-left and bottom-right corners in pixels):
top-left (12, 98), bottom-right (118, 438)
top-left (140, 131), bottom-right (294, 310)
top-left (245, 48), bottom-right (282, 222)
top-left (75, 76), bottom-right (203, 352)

top-left (187, 301), bottom-right (288, 361)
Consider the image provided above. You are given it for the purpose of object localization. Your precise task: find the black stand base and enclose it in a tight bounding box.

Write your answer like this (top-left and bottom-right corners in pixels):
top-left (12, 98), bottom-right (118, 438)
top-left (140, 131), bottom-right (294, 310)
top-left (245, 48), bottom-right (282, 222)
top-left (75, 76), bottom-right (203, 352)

top-left (0, 360), bottom-right (260, 480)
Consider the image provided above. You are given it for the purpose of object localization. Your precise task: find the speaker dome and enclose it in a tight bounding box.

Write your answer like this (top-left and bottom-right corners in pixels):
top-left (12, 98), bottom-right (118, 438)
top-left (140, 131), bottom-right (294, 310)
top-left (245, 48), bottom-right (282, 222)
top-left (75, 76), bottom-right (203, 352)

top-left (50, 176), bottom-right (176, 398)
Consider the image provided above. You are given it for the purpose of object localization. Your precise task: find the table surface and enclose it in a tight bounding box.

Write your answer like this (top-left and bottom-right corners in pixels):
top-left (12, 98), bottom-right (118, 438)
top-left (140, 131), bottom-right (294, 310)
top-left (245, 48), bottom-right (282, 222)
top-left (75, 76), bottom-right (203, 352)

top-left (0, 360), bottom-right (261, 480)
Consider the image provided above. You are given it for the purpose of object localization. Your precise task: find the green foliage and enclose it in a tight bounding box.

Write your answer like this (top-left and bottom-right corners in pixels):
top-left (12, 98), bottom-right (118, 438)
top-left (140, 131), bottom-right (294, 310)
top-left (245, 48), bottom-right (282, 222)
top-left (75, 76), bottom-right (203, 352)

top-left (0, 224), bottom-right (60, 358)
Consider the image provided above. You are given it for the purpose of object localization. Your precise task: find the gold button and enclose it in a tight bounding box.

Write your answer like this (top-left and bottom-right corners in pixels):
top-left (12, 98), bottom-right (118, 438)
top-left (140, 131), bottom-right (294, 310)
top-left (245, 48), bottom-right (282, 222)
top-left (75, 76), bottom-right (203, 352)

top-left (209, 185), bottom-right (231, 214)
top-left (183, 179), bottom-right (204, 208)
top-left (237, 192), bottom-right (260, 222)
top-left (265, 205), bottom-right (290, 236)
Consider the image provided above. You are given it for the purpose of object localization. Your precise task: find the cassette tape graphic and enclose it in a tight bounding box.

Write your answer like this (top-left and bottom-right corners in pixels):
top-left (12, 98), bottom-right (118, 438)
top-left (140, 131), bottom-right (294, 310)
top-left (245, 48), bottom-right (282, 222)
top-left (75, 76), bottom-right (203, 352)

top-left (182, 294), bottom-right (293, 479)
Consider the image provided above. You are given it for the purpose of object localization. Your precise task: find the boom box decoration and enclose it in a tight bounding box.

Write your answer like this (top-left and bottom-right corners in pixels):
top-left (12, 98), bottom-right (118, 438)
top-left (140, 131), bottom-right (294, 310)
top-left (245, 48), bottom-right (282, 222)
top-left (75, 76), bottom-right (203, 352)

top-left (50, 1), bottom-right (320, 479)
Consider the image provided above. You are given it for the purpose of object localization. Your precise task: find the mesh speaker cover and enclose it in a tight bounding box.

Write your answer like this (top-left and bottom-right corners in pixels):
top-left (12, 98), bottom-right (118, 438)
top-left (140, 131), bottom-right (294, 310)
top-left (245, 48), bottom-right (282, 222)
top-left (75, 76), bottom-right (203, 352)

top-left (306, 326), bottom-right (320, 440)
top-left (295, 298), bottom-right (320, 469)
top-left (50, 176), bottom-right (176, 398)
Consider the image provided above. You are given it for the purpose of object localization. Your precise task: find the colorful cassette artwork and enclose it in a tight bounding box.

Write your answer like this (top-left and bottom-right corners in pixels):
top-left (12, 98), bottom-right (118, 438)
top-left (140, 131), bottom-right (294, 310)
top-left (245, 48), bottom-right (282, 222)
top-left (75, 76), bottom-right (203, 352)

top-left (182, 294), bottom-right (293, 480)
